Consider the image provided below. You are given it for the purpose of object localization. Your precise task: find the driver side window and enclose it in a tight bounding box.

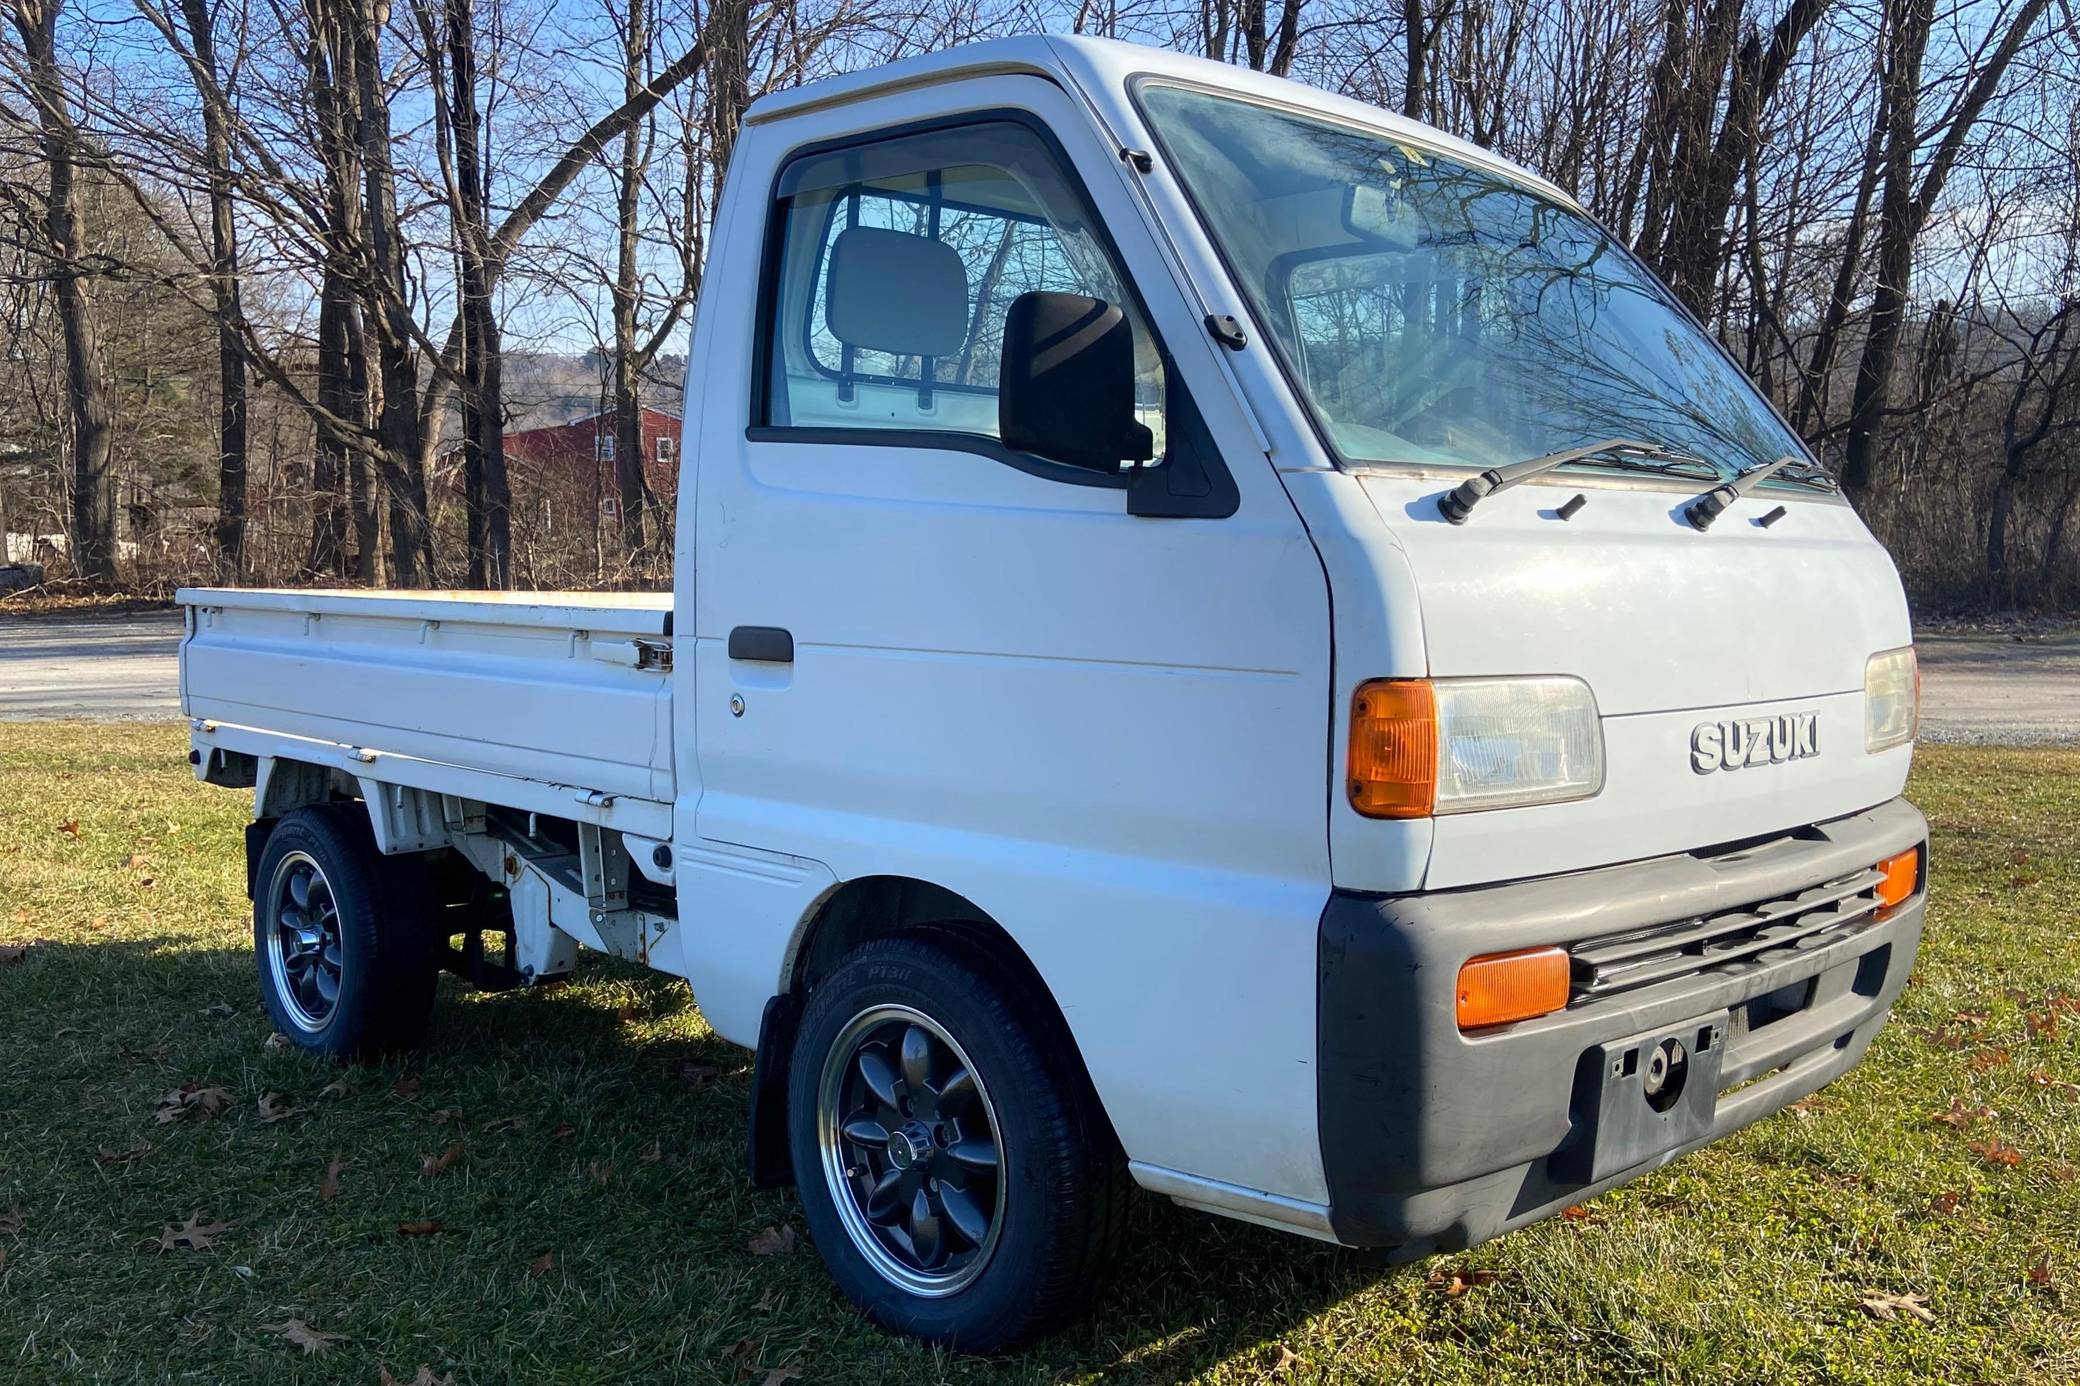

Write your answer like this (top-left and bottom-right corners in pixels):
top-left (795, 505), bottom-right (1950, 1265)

top-left (758, 119), bottom-right (1166, 462)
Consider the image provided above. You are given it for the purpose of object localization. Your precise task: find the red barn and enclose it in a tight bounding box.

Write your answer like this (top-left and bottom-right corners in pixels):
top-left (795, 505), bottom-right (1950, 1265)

top-left (495, 407), bottom-right (682, 530)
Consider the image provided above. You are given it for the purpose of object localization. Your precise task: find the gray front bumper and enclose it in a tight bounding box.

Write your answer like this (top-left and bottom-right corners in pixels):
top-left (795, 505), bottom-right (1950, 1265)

top-left (1317, 797), bottom-right (1927, 1252)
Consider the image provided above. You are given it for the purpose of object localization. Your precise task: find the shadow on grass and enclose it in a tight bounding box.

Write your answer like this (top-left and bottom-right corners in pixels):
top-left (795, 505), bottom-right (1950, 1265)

top-left (0, 932), bottom-right (1411, 1381)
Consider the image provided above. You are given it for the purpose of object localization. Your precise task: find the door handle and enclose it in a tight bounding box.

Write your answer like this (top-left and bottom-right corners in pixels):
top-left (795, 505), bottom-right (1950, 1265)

top-left (728, 626), bottom-right (794, 663)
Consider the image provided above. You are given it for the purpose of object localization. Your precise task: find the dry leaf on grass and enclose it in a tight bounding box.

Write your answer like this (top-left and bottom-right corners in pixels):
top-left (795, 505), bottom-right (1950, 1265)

top-left (158, 1214), bottom-right (231, 1251)
top-left (1858, 1290), bottom-right (1934, 1324)
top-left (0, 1206), bottom-right (22, 1235)
top-left (257, 1092), bottom-right (306, 1124)
top-left (1931, 1099), bottom-right (1996, 1129)
top-left (392, 1076), bottom-right (423, 1098)
top-left (1930, 1190), bottom-right (1964, 1217)
top-left (263, 1033), bottom-right (292, 1053)
top-left (428, 1108), bottom-right (462, 1124)
top-left (746, 1225), bottom-right (796, 1256)
top-left (2027, 1071), bottom-right (2080, 1100)
top-left (200, 1002), bottom-right (235, 1018)
top-left (319, 1080), bottom-right (354, 1100)
top-left (484, 1115), bottom-right (528, 1135)
top-left (380, 1367), bottom-right (456, 1386)
top-left (320, 1154), bottom-right (344, 1201)
top-left (1560, 1203), bottom-right (1601, 1223)
top-left (527, 1250), bottom-right (554, 1277)
top-left (1968, 1137), bottom-right (2024, 1168)
top-left (639, 1140), bottom-right (664, 1165)
top-left (261, 1318), bottom-right (347, 1355)
top-left (155, 1084), bottom-right (235, 1125)
top-left (56, 819), bottom-right (79, 837)
top-left (94, 1141), bottom-right (152, 1167)
top-left (2027, 1255), bottom-right (2053, 1288)
top-left (1268, 1344), bottom-right (1302, 1376)
top-left (762, 1369), bottom-right (803, 1386)
top-left (1430, 1265), bottom-right (1499, 1296)
top-left (396, 1219), bottom-right (445, 1237)
top-left (420, 1142), bottom-right (465, 1177)
top-left (1968, 1049), bottom-right (2013, 1072)
top-left (587, 1161), bottom-right (613, 1188)
top-left (551, 1121), bottom-right (577, 1139)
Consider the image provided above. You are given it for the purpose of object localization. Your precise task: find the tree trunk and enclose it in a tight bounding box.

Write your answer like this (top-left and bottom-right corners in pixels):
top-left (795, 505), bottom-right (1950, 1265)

top-left (177, 0), bottom-right (247, 578)
top-left (612, 0), bottom-right (652, 566)
top-left (10, 0), bottom-right (119, 585)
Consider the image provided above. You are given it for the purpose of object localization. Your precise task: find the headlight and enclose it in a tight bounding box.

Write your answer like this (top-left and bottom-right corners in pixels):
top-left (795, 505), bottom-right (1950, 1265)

top-left (1864, 646), bottom-right (1918, 752)
top-left (1349, 675), bottom-right (1604, 818)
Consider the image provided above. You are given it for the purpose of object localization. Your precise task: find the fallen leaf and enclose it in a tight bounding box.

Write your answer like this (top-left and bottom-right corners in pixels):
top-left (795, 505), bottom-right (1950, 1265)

top-left (94, 1141), bottom-right (152, 1167)
top-left (380, 1367), bottom-right (455, 1386)
top-left (122, 852), bottom-right (148, 869)
top-left (2027, 1011), bottom-right (2060, 1040)
top-left (2050, 1161), bottom-right (2079, 1184)
top-left (1931, 1099), bottom-right (1995, 1129)
top-left (392, 1076), bottom-right (423, 1098)
top-left (483, 1115), bottom-right (527, 1134)
top-left (420, 1142), bottom-right (465, 1177)
top-left (1560, 1203), bottom-right (1600, 1223)
top-left (1268, 1344), bottom-right (1301, 1376)
top-left (396, 1218), bottom-right (445, 1237)
top-left (1968, 1049), bottom-right (2012, 1072)
top-left (158, 1214), bottom-right (231, 1251)
top-left (587, 1161), bottom-right (613, 1188)
top-left (1787, 1096), bottom-right (1828, 1120)
top-left (1968, 1137), bottom-right (2024, 1168)
top-left (2027, 1254), bottom-right (2053, 1289)
top-left (320, 1154), bottom-right (344, 1201)
top-left (2027, 1071), bottom-right (2080, 1100)
top-left (263, 1033), bottom-right (292, 1053)
top-left (260, 1318), bottom-right (346, 1356)
top-left (1929, 1189), bottom-right (1964, 1217)
top-left (617, 1003), bottom-right (640, 1023)
top-left (257, 1092), bottom-right (306, 1124)
top-left (527, 1250), bottom-right (554, 1277)
top-left (155, 1084), bottom-right (236, 1125)
top-left (746, 1225), bottom-right (796, 1256)
top-left (428, 1108), bottom-right (462, 1124)
top-left (1429, 1264), bottom-right (1500, 1296)
top-left (551, 1121), bottom-right (576, 1139)
top-left (639, 1140), bottom-right (664, 1165)
top-left (1858, 1290), bottom-right (1934, 1324)
top-left (200, 1002), bottom-right (234, 1018)
top-left (56, 819), bottom-right (79, 836)
top-left (0, 1206), bottom-right (22, 1235)
top-left (762, 1369), bottom-right (803, 1386)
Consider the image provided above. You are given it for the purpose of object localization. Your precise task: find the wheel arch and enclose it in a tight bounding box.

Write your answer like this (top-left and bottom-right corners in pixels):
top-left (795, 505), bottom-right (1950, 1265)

top-left (747, 873), bottom-right (1115, 1188)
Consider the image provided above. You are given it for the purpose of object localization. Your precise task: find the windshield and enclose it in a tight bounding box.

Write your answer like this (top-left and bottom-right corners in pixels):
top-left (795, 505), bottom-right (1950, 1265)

top-left (1136, 84), bottom-right (1823, 487)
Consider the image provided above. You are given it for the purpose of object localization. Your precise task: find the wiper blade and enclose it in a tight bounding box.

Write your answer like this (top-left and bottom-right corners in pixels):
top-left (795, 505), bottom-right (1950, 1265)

top-left (1683, 455), bottom-right (1801, 531)
top-left (1439, 437), bottom-right (1671, 524)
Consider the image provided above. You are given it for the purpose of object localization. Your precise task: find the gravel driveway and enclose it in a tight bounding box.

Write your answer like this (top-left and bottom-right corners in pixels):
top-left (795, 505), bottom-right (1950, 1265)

top-left (0, 609), bottom-right (2073, 744)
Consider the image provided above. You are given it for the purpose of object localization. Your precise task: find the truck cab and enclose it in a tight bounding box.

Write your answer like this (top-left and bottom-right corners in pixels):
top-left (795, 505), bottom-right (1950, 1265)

top-left (181, 35), bottom-right (1926, 1351)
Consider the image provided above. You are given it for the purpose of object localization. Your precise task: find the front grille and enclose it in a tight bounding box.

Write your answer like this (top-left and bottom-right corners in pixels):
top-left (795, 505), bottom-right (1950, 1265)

top-left (1569, 867), bottom-right (1888, 1002)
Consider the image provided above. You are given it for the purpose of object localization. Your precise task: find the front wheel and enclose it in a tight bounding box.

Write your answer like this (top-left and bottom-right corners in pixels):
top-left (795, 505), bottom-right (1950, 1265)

top-left (786, 934), bottom-right (1130, 1351)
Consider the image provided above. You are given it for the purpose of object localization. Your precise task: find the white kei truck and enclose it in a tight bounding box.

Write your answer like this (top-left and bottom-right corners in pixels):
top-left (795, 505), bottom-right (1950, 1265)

top-left (178, 35), bottom-right (1928, 1349)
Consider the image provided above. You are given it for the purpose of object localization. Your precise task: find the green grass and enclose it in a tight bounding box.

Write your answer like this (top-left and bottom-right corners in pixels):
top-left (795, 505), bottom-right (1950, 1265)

top-left (1, 724), bottom-right (2075, 1384)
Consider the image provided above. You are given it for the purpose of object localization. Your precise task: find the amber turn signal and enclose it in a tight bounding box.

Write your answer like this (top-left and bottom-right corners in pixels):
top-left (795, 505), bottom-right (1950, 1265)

top-left (1456, 947), bottom-right (1571, 1031)
top-left (1348, 679), bottom-right (1437, 818)
top-left (1875, 845), bottom-right (1920, 912)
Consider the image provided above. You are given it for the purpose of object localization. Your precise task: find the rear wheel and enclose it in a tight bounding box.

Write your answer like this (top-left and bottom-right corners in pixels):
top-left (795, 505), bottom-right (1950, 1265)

top-left (253, 804), bottom-right (436, 1058)
top-left (787, 934), bottom-right (1130, 1351)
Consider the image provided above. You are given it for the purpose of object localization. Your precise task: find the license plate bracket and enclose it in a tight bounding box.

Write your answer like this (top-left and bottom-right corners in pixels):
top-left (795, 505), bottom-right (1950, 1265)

top-left (1556, 1011), bottom-right (1728, 1185)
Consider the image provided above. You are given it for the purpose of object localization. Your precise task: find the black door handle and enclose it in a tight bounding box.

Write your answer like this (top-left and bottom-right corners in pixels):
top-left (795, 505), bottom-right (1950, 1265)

top-left (728, 626), bottom-right (794, 662)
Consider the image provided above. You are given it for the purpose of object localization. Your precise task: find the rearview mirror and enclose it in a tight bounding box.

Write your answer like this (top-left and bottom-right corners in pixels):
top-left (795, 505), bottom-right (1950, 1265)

top-left (999, 292), bottom-right (1155, 474)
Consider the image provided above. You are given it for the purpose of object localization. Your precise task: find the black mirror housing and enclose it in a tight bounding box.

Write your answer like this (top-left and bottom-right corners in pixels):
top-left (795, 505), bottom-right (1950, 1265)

top-left (999, 292), bottom-right (1155, 474)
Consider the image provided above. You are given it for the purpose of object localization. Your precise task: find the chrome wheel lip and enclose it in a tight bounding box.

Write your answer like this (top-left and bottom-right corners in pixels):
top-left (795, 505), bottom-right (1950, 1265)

top-left (263, 850), bottom-right (343, 1033)
top-left (817, 1003), bottom-right (1007, 1298)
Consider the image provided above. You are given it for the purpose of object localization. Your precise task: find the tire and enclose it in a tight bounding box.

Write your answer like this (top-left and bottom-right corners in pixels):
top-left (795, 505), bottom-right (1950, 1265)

top-left (252, 803), bottom-right (438, 1058)
top-left (786, 932), bottom-right (1131, 1351)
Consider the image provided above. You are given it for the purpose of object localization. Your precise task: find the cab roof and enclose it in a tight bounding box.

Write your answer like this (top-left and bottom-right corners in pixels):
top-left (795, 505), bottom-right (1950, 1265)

top-left (743, 34), bottom-right (1575, 210)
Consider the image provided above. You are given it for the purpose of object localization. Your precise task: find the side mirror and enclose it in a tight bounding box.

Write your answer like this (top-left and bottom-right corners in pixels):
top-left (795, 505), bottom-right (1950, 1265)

top-left (999, 292), bottom-right (1155, 474)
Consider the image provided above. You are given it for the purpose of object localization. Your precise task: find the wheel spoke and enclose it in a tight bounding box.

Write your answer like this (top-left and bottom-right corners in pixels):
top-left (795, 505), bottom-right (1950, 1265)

top-left (944, 1136), bottom-right (998, 1171)
top-left (937, 1181), bottom-right (990, 1247)
top-left (288, 867), bottom-right (311, 910)
top-left (862, 1167), bottom-right (906, 1223)
top-left (314, 966), bottom-right (341, 1005)
top-left (935, 1065), bottom-right (977, 1114)
top-left (840, 1115), bottom-right (889, 1147)
top-left (908, 1186), bottom-right (943, 1268)
top-left (857, 1045), bottom-right (900, 1108)
top-left (899, 1024), bottom-right (935, 1092)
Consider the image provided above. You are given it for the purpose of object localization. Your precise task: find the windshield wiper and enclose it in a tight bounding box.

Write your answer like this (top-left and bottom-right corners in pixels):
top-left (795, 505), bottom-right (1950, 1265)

top-left (1439, 437), bottom-right (1672, 524)
top-left (1683, 455), bottom-right (1801, 531)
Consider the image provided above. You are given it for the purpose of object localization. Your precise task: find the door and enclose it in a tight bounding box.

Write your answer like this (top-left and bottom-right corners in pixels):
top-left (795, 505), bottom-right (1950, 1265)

top-left (679, 78), bottom-right (1336, 1203)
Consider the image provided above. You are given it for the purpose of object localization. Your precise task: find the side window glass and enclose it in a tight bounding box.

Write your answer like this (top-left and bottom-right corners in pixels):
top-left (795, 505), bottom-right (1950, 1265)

top-left (761, 120), bottom-right (1166, 463)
